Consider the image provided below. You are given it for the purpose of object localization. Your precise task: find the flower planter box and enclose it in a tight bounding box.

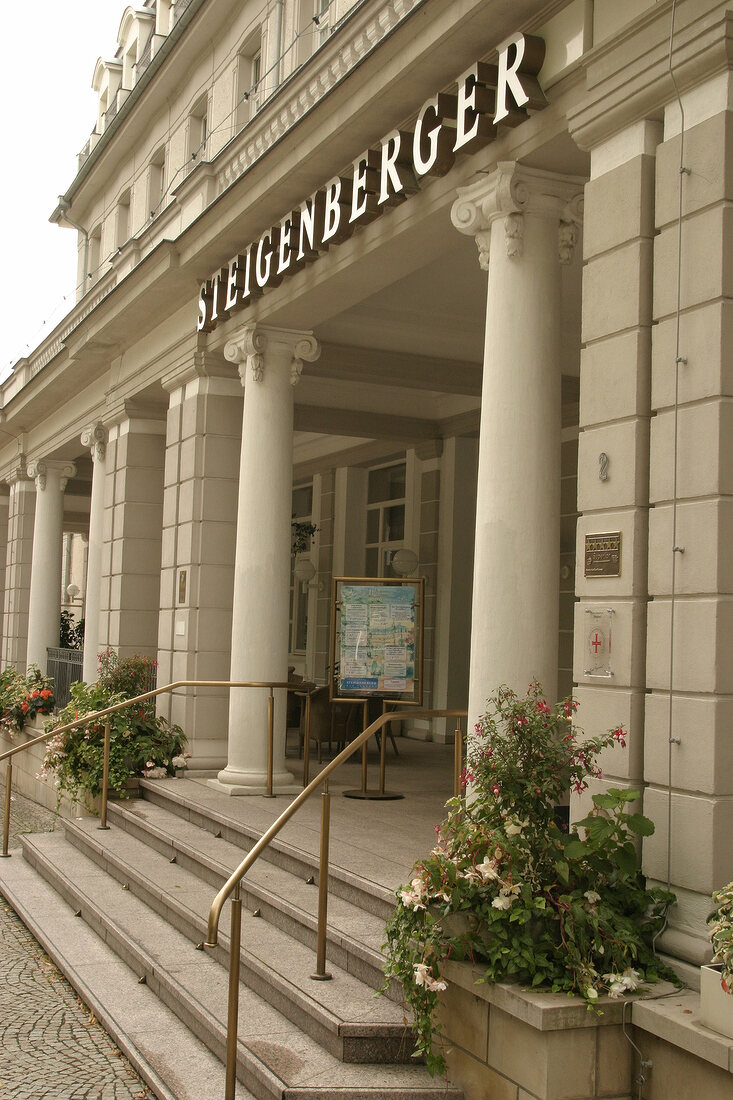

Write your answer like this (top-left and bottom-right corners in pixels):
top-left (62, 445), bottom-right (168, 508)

top-left (699, 963), bottom-right (733, 1039)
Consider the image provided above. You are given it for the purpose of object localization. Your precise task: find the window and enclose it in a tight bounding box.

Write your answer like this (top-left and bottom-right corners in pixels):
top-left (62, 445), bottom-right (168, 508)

top-left (290, 484), bottom-right (314, 654)
top-left (187, 95), bottom-right (208, 162)
top-left (314, 0), bottom-right (331, 46)
top-left (147, 146), bottom-right (166, 217)
top-left (365, 462), bottom-right (406, 577)
top-left (115, 189), bottom-right (131, 249)
top-left (122, 42), bottom-right (137, 89)
top-left (87, 225), bottom-right (102, 285)
top-left (235, 39), bottom-right (262, 131)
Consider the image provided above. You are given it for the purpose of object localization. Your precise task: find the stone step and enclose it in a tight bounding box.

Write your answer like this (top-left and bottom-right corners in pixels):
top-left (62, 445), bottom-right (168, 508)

top-left (20, 832), bottom-right (461, 1099)
top-left (105, 795), bottom-right (396, 999)
top-left (0, 851), bottom-right (237, 1100)
top-left (139, 778), bottom-right (397, 922)
top-left (63, 814), bottom-right (413, 1063)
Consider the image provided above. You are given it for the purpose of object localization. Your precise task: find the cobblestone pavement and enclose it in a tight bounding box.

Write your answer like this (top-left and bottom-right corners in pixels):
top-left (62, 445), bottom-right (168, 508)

top-left (0, 788), bottom-right (155, 1100)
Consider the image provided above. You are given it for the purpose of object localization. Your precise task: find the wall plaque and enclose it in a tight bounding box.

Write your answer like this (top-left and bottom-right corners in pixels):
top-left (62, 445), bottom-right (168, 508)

top-left (584, 532), bottom-right (621, 578)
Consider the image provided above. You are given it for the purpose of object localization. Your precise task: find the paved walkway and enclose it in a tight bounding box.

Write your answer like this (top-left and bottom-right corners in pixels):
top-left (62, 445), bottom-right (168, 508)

top-left (0, 787), bottom-right (155, 1100)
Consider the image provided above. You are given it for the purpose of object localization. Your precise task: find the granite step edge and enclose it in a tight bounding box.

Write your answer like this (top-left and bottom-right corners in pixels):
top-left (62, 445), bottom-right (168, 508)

top-left (0, 851), bottom-right (237, 1100)
top-left (64, 816), bottom-right (414, 1059)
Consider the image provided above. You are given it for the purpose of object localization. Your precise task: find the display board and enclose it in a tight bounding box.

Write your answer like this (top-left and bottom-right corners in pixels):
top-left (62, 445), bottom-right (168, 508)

top-left (329, 577), bottom-right (424, 705)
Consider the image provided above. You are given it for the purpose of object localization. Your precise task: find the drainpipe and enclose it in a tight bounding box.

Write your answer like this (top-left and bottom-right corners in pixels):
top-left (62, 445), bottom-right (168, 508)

top-left (54, 196), bottom-right (90, 297)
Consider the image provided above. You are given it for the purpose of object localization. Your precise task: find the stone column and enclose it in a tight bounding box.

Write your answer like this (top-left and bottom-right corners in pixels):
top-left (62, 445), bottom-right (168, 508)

top-left (451, 162), bottom-right (583, 727)
top-left (1, 462), bottom-right (35, 671)
top-left (0, 488), bottom-right (9, 660)
top-left (81, 425), bottom-right (108, 684)
top-left (212, 324), bottom-right (320, 796)
top-left (26, 460), bottom-right (76, 673)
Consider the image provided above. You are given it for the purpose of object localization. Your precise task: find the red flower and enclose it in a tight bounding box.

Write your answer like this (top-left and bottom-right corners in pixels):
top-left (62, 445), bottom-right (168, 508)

top-left (21, 702), bottom-right (28, 712)
top-left (31, 690), bottom-right (40, 698)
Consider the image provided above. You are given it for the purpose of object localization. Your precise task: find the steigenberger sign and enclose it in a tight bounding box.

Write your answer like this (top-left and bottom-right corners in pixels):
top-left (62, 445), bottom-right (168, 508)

top-left (197, 31), bottom-right (547, 333)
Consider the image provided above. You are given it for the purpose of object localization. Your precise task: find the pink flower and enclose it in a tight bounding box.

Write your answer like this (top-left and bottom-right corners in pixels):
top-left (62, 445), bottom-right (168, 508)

top-left (492, 785), bottom-right (500, 796)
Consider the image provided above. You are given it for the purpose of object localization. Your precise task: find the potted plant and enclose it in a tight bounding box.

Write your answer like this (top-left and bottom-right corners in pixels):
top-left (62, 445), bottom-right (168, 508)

top-left (382, 683), bottom-right (678, 1074)
top-left (701, 882), bottom-right (733, 1038)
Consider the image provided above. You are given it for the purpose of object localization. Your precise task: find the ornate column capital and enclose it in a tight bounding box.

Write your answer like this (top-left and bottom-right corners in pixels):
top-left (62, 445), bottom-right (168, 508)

top-left (224, 324), bottom-right (321, 387)
top-left (81, 424), bottom-right (107, 463)
top-left (451, 162), bottom-right (585, 268)
top-left (26, 459), bottom-right (77, 492)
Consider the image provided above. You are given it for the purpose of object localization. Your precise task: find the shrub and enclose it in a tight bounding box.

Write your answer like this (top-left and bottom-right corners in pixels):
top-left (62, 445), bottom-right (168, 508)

top-left (0, 666), bottom-right (55, 735)
top-left (383, 683), bottom-right (678, 1074)
top-left (39, 653), bottom-right (185, 806)
top-left (708, 882), bottom-right (733, 995)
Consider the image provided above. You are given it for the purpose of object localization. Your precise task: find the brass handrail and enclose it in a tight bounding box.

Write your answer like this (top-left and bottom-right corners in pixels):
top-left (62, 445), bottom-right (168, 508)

top-left (0, 679), bottom-right (293, 855)
top-left (204, 706), bottom-right (467, 1100)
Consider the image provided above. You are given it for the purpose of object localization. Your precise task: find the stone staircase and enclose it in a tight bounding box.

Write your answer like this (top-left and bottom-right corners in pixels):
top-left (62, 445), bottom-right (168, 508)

top-left (0, 777), bottom-right (462, 1100)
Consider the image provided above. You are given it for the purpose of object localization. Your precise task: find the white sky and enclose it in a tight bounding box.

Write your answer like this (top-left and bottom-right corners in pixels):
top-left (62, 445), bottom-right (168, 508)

top-left (0, 2), bottom-right (127, 381)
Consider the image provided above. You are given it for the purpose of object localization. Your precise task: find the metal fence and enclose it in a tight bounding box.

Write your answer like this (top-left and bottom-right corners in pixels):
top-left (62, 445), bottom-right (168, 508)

top-left (46, 648), bottom-right (84, 710)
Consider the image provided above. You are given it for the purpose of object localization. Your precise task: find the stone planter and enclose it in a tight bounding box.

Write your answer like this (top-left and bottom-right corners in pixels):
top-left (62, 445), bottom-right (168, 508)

top-left (699, 963), bottom-right (733, 1039)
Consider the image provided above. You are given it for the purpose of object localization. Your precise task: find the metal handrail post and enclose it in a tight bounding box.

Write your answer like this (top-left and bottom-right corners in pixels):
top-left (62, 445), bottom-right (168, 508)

top-left (99, 719), bottom-right (111, 830)
top-left (360, 700), bottom-right (368, 794)
top-left (303, 690), bottom-right (311, 789)
top-left (311, 780), bottom-right (332, 981)
top-left (266, 689), bottom-right (274, 798)
top-left (225, 882), bottom-right (242, 1100)
top-left (453, 718), bottom-right (464, 800)
top-left (378, 700), bottom-right (388, 795)
top-left (1, 762), bottom-right (11, 857)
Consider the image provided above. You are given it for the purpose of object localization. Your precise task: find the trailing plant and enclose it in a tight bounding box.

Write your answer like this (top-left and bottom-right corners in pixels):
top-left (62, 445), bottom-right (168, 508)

top-left (39, 679), bottom-right (187, 805)
top-left (59, 610), bottom-right (84, 649)
top-left (383, 683), bottom-right (678, 1075)
top-left (707, 881), bottom-right (733, 995)
top-left (0, 665), bottom-right (55, 735)
top-left (291, 520), bottom-right (318, 555)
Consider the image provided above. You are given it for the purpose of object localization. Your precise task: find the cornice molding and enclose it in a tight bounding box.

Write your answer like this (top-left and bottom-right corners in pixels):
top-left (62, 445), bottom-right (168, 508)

top-left (567, 3), bottom-right (733, 151)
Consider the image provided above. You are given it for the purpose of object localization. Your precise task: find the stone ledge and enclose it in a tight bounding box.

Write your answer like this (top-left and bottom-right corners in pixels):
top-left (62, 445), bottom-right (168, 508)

top-left (442, 960), bottom-right (635, 1031)
top-left (632, 989), bottom-right (733, 1074)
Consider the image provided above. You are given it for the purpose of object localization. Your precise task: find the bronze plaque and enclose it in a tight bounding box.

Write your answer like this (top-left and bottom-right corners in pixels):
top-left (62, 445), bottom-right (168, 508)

top-left (178, 569), bottom-right (187, 604)
top-left (584, 533), bottom-right (621, 578)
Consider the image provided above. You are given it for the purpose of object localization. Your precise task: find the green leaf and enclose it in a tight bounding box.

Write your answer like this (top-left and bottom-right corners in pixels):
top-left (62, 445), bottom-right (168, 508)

top-left (614, 844), bottom-right (639, 876)
top-left (625, 813), bottom-right (655, 836)
top-left (556, 860), bottom-right (569, 884)
top-left (591, 792), bottom-right (618, 809)
top-left (564, 840), bottom-right (588, 859)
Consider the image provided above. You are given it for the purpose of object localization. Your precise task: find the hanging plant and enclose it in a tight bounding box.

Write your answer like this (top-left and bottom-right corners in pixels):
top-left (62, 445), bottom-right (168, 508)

top-left (291, 520), bottom-right (318, 555)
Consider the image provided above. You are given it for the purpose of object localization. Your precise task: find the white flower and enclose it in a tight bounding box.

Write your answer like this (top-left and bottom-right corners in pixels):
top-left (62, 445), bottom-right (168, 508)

top-left (476, 856), bottom-right (501, 882)
top-left (171, 755), bottom-right (188, 769)
top-left (491, 893), bottom-right (516, 910)
top-left (585, 986), bottom-right (599, 1000)
top-left (603, 968), bottom-right (641, 997)
top-left (413, 962), bottom-right (447, 992)
top-left (584, 890), bottom-right (601, 906)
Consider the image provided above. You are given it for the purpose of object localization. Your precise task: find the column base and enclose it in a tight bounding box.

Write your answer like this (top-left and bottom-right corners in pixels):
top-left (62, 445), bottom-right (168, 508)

top-left (209, 765), bottom-right (301, 797)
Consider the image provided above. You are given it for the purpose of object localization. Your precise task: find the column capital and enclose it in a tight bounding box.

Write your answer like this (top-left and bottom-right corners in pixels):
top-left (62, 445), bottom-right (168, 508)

top-left (3, 456), bottom-right (31, 487)
top-left (81, 424), bottom-right (108, 463)
top-left (26, 459), bottom-right (77, 492)
top-left (451, 162), bottom-right (585, 268)
top-left (224, 324), bottom-right (321, 387)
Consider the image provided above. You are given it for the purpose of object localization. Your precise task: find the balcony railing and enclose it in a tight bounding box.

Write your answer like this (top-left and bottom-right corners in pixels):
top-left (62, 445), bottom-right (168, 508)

top-left (46, 648), bottom-right (84, 710)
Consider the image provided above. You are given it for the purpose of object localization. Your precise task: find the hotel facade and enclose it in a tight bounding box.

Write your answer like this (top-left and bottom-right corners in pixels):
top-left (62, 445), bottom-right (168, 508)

top-left (2, 0), bottom-right (733, 1093)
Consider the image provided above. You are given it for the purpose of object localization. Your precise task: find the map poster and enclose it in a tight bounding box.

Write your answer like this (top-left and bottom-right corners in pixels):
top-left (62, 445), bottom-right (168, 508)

top-left (333, 579), bottom-right (423, 702)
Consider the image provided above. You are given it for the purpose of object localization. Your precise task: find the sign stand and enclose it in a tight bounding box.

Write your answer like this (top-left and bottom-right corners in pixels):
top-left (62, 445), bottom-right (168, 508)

top-left (330, 577), bottom-right (424, 801)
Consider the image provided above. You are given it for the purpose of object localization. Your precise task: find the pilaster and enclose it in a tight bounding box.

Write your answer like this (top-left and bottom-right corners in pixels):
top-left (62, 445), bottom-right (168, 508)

top-left (1, 461), bottom-right (35, 671)
top-left (81, 424), bottom-right (108, 684)
top-left (100, 403), bottom-right (166, 659)
top-left (157, 354), bottom-right (242, 773)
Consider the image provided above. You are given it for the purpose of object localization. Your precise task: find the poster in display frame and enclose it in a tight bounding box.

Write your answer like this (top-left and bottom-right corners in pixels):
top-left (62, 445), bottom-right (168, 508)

top-left (329, 576), bottom-right (424, 707)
